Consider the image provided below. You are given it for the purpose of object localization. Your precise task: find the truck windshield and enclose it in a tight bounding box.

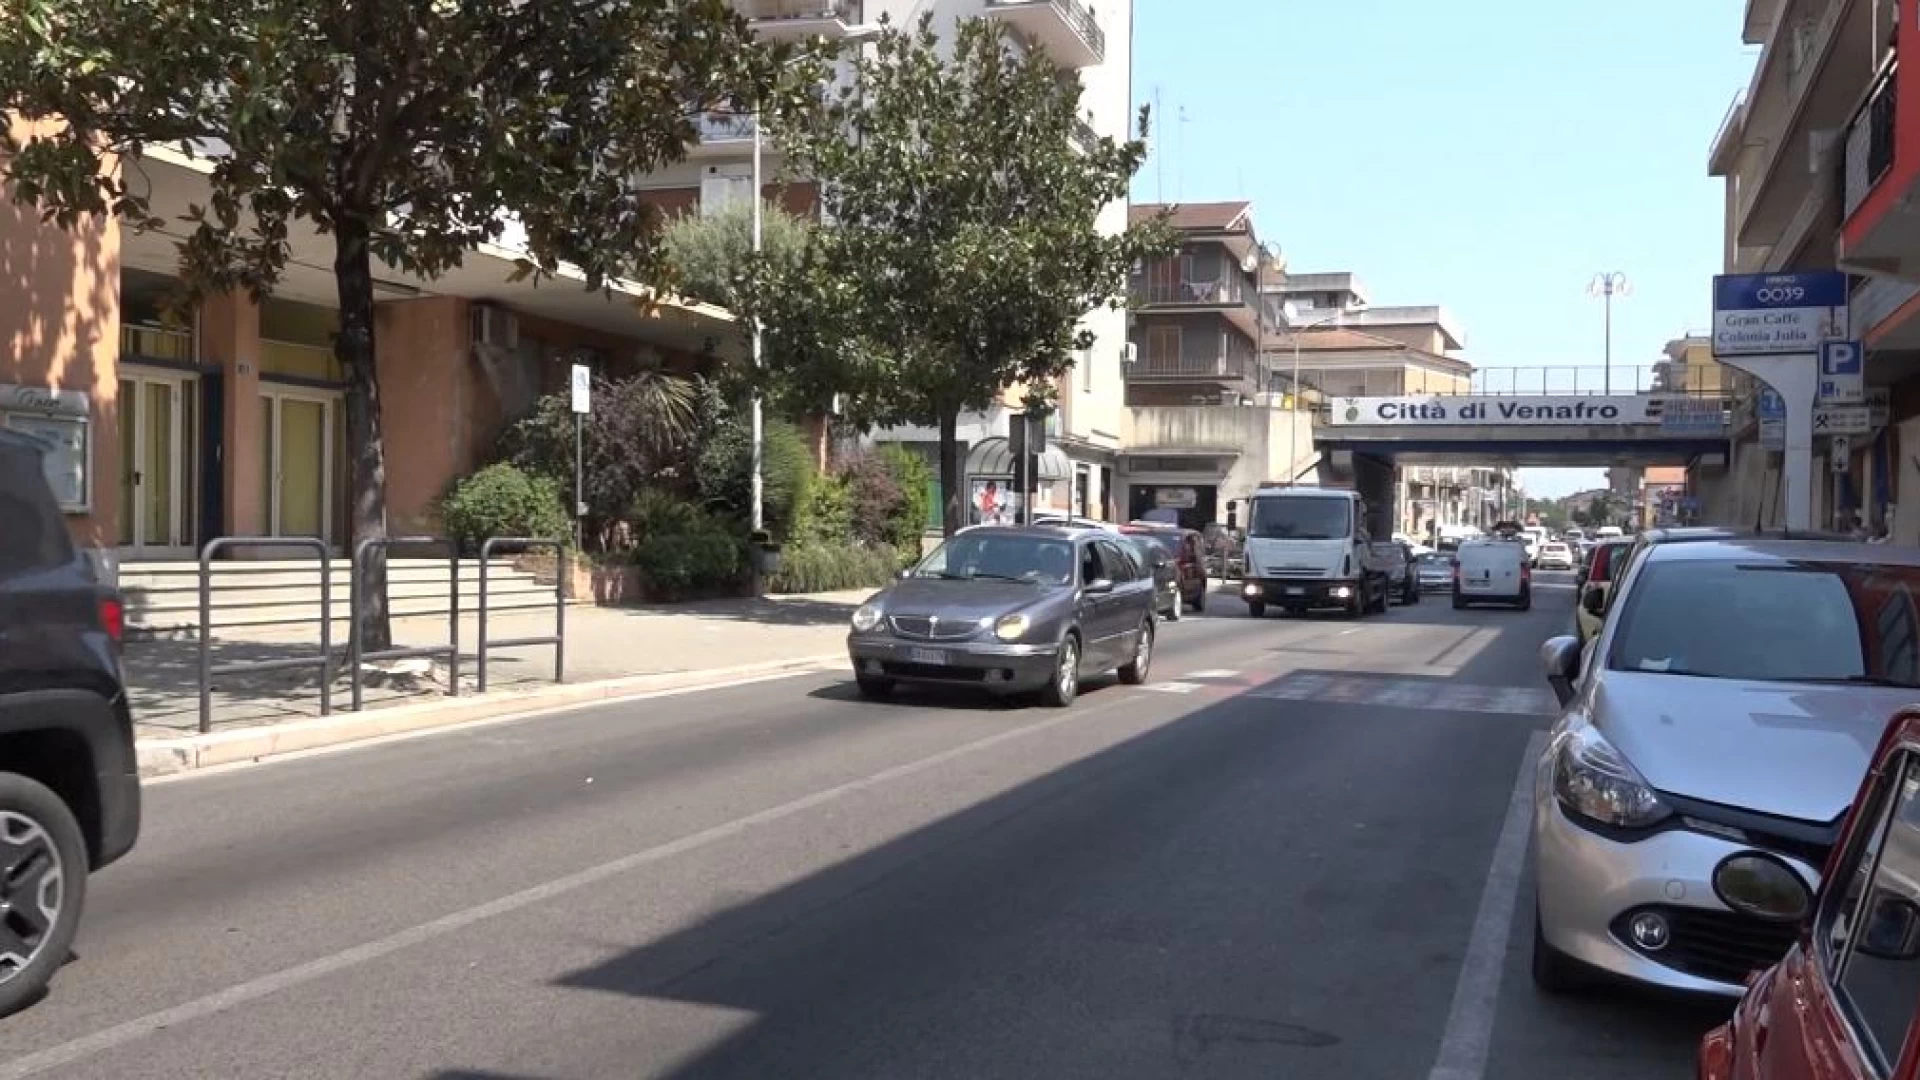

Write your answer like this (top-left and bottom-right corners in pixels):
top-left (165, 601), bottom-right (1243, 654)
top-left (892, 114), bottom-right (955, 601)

top-left (1248, 497), bottom-right (1352, 540)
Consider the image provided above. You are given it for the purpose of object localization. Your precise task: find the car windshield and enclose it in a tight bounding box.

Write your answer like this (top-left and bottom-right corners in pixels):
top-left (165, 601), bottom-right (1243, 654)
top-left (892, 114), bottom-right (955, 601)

top-left (1248, 497), bottom-right (1351, 540)
top-left (1607, 560), bottom-right (1920, 685)
top-left (1128, 532), bottom-right (1180, 559)
top-left (913, 533), bottom-right (1076, 586)
top-left (1416, 553), bottom-right (1450, 566)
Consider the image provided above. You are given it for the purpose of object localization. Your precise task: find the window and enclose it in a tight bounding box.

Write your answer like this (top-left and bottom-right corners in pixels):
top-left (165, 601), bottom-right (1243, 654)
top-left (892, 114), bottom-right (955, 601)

top-left (1607, 560), bottom-right (1920, 685)
top-left (0, 441), bottom-right (77, 577)
top-left (1248, 496), bottom-right (1353, 540)
top-left (911, 533), bottom-right (1074, 586)
top-left (1146, 325), bottom-right (1181, 365)
top-left (1098, 539), bottom-right (1139, 581)
top-left (1079, 542), bottom-right (1105, 586)
top-left (1832, 759), bottom-right (1920, 1070)
top-left (1080, 346), bottom-right (1093, 392)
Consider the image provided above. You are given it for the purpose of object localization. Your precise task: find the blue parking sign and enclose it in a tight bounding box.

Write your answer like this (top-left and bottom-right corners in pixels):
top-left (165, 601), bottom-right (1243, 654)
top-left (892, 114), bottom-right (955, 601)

top-left (1820, 340), bottom-right (1865, 404)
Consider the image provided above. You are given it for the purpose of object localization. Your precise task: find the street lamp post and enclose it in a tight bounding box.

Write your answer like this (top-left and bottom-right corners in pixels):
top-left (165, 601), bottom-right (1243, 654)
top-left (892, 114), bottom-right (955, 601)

top-left (749, 27), bottom-right (884, 557)
top-left (1283, 302), bottom-right (1366, 485)
top-left (1587, 272), bottom-right (1630, 396)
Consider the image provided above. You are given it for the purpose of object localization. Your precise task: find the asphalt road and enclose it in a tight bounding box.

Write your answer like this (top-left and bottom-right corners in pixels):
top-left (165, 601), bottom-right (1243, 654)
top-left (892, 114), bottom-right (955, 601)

top-left (1, 572), bottom-right (1730, 1079)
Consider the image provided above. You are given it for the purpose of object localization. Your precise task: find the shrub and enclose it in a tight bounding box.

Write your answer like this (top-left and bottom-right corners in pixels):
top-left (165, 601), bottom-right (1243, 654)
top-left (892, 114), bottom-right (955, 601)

top-left (877, 445), bottom-right (935, 549)
top-left (440, 464), bottom-right (570, 554)
top-left (631, 531), bottom-right (746, 599)
top-left (629, 488), bottom-right (726, 540)
top-left (695, 414), bottom-right (813, 537)
top-left (792, 471), bottom-right (853, 547)
top-left (768, 542), bottom-right (901, 594)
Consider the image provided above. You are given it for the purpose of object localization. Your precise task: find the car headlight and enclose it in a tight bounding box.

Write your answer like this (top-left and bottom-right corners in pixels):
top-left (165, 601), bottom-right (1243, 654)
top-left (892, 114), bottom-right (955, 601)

top-left (1552, 726), bottom-right (1670, 829)
top-left (994, 614), bottom-right (1031, 642)
top-left (851, 604), bottom-right (883, 632)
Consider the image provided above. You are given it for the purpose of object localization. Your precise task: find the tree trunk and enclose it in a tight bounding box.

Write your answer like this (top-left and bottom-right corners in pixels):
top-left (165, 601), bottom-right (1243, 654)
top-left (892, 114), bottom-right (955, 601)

top-left (334, 213), bottom-right (393, 651)
top-left (938, 408), bottom-right (963, 537)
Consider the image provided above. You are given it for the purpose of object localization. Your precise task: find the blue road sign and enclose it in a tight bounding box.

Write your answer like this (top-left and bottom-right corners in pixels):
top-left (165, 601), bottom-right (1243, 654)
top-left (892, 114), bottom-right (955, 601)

top-left (1713, 272), bottom-right (1849, 311)
top-left (1712, 272), bottom-right (1851, 356)
top-left (1758, 387), bottom-right (1786, 420)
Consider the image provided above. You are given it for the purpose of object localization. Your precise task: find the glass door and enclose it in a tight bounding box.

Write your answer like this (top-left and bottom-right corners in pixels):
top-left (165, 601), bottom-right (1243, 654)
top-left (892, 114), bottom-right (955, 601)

top-left (117, 371), bottom-right (198, 556)
top-left (259, 389), bottom-right (335, 541)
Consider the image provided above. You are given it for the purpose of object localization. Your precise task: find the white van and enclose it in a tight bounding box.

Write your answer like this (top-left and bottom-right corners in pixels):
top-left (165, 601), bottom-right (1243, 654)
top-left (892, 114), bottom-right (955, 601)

top-left (1240, 487), bottom-right (1390, 617)
top-left (1453, 538), bottom-right (1531, 610)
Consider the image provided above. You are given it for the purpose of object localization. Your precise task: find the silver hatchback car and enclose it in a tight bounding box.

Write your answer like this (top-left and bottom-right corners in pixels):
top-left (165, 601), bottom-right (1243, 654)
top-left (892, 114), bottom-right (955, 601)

top-left (1532, 537), bottom-right (1920, 996)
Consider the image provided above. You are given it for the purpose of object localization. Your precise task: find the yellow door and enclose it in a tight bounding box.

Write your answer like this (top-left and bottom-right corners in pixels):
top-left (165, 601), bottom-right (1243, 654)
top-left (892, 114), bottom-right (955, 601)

top-left (275, 397), bottom-right (328, 538)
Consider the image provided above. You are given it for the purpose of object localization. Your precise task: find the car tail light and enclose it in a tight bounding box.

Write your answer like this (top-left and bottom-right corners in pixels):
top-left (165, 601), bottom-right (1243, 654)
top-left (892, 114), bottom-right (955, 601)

top-left (98, 596), bottom-right (124, 644)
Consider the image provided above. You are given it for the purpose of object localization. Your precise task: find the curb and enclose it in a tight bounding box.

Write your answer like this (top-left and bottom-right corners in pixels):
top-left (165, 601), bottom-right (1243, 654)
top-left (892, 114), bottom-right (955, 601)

top-left (135, 653), bottom-right (845, 779)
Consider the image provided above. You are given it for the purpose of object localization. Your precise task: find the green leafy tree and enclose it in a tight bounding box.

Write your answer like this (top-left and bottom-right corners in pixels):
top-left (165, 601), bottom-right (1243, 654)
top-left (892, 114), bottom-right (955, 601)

top-left (0, 0), bottom-right (809, 645)
top-left (777, 15), bottom-right (1167, 534)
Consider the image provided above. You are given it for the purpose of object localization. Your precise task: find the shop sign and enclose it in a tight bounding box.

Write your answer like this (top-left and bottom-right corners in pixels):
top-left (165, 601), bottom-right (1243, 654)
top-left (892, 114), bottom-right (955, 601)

top-left (1331, 395), bottom-right (1654, 426)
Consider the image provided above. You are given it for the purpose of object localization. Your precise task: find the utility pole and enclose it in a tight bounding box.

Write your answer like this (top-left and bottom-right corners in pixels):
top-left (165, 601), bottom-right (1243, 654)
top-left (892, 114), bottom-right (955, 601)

top-left (1588, 272), bottom-right (1630, 396)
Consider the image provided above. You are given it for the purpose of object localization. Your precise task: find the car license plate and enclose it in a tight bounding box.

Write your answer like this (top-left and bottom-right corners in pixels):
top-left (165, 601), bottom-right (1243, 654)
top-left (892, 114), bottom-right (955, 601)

top-left (908, 648), bottom-right (949, 666)
top-left (1285, 586), bottom-right (1305, 596)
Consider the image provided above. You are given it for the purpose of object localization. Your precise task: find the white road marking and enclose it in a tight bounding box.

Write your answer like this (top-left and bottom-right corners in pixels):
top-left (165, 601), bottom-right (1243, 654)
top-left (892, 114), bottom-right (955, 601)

top-left (1141, 681), bottom-right (1201, 694)
top-left (1184, 669), bottom-right (1240, 680)
top-left (1426, 731), bottom-right (1546, 1080)
top-left (0, 702), bottom-right (1139, 1079)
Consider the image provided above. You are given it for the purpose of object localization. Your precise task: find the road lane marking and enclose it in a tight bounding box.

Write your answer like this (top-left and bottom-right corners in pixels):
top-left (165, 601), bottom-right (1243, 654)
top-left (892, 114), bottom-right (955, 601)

top-left (1246, 673), bottom-right (1556, 717)
top-left (1184, 669), bottom-right (1240, 680)
top-left (1140, 681), bottom-right (1202, 694)
top-left (0, 699), bottom-right (1151, 1079)
top-left (1426, 731), bottom-right (1547, 1080)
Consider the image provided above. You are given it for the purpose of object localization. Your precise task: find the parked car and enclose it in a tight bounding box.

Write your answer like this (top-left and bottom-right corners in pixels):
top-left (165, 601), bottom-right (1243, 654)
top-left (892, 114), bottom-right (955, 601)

top-left (1120, 523), bottom-right (1207, 613)
top-left (1414, 551), bottom-right (1454, 592)
top-left (1122, 533), bottom-right (1183, 622)
top-left (0, 430), bottom-right (141, 1017)
top-left (1370, 541), bottom-right (1420, 605)
top-left (1534, 541), bottom-right (1575, 571)
top-left (847, 525), bottom-right (1157, 706)
top-left (1573, 538), bottom-right (1631, 644)
top-left (1699, 707), bottom-right (1920, 1080)
top-left (1533, 536), bottom-right (1920, 997)
top-left (1453, 538), bottom-right (1531, 611)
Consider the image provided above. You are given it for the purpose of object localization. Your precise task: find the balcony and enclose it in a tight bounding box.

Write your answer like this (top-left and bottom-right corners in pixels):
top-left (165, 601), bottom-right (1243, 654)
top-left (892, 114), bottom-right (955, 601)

top-left (1839, 62), bottom-right (1920, 276)
top-left (732, 0), bottom-right (861, 41)
top-left (120, 324), bottom-right (193, 362)
top-left (1123, 406), bottom-right (1261, 455)
top-left (688, 110), bottom-right (757, 158)
top-left (1125, 345), bottom-right (1250, 385)
top-left (981, 0), bottom-right (1104, 69)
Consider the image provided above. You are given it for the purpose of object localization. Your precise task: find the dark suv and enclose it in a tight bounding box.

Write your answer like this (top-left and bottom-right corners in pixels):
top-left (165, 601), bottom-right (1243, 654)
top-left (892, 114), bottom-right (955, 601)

top-left (1119, 523), bottom-right (1207, 613)
top-left (0, 430), bottom-right (140, 1016)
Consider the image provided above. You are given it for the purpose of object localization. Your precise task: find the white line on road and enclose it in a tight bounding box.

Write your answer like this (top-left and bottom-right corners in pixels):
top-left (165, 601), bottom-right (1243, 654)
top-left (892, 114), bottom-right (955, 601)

top-left (0, 703), bottom-right (1134, 1079)
top-left (1426, 731), bottom-right (1546, 1080)
top-left (1183, 669), bottom-right (1240, 680)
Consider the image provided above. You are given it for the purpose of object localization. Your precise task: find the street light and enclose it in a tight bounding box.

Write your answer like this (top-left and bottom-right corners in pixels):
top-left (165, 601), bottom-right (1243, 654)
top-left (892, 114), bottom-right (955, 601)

top-left (1281, 300), bottom-right (1367, 485)
top-left (750, 25), bottom-right (886, 544)
top-left (1586, 272), bottom-right (1630, 396)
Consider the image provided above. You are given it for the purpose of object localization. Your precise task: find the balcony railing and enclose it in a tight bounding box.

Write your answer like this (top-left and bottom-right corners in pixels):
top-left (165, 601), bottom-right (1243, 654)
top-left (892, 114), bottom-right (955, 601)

top-left (1845, 63), bottom-right (1897, 217)
top-left (1049, 0), bottom-right (1104, 60)
top-left (733, 0), bottom-right (859, 22)
top-left (695, 110), bottom-right (756, 144)
top-left (121, 324), bottom-right (193, 361)
top-left (982, 0), bottom-right (1104, 67)
top-left (1130, 278), bottom-right (1252, 307)
top-left (1126, 349), bottom-right (1249, 380)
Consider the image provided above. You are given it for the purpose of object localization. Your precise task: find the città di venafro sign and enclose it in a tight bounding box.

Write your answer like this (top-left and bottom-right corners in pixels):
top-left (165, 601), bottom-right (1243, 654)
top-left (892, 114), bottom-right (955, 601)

top-left (1331, 395), bottom-right (1656, 426)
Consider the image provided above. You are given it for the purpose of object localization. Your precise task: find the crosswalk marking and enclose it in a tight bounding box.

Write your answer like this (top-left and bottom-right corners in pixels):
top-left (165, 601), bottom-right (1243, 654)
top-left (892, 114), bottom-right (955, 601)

top-left (1184, 669), bottom-right (1241, 680)
top-left (1246, 672), bottom-right (1557, 717)
top-left (1141, 681), bottom-right (1202, 694)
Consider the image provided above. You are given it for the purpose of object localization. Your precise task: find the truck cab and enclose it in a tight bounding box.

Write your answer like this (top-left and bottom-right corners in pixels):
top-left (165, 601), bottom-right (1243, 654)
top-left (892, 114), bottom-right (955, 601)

top-left (1238, 487), bottom-right (1389, 618)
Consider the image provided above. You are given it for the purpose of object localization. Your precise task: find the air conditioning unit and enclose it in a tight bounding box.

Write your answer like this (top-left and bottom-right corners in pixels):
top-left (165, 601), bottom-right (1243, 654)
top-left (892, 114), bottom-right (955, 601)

top-left (1121, 341), bottom-right (1138, 365)
top-left (471, 304), bottom-right (519, 350)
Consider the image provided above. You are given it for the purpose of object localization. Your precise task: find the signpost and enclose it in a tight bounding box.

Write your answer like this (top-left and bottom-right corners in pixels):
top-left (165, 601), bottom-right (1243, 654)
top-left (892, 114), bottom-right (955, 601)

top-left (1711, 271), bottom-right (1851, 531)
top-left (1758, 386), bottom-right (1785, 451)
top-left (570, 363), bottom-right (591, 548)
top-left (1819, 340), bottom-right (1865, 404)
top-left (1832, 434), bottom-right (1852, 473)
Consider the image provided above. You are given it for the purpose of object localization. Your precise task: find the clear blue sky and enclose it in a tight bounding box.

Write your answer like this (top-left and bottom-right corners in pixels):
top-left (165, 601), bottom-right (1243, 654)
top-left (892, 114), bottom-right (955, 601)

top-left (1129, 0), bottom-right (1756, 499)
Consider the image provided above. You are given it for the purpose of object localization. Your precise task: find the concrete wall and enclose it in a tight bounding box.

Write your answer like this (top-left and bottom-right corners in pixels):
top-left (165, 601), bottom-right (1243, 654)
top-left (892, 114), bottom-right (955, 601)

top-left (0, 120), bottom-right (123, 549)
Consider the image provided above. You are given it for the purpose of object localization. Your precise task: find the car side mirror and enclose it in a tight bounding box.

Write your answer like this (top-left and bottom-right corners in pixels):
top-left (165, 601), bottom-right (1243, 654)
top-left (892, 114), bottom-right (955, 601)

top-left (1083, 578), bottom-right (1114, 596)
top-left (1859, 893), bottom-right (1920, 961)
top-left (1581, 587), bottom-right (1607, 617)
top-left (1540, 634), bottom-right (1582, 707)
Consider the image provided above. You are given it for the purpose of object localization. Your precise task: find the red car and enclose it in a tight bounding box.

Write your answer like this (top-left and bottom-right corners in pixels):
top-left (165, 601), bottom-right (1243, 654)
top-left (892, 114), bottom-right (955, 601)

top-left (1701, 707), bottom-right (1920, 1080)
top-left (1119, 524), bottom-right (1208, 613)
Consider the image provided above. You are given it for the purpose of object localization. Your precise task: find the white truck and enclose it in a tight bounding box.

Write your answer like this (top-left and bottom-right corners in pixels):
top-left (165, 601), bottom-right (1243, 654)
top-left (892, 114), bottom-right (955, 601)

top-left (1239, 486), bottom-right (1390, 618)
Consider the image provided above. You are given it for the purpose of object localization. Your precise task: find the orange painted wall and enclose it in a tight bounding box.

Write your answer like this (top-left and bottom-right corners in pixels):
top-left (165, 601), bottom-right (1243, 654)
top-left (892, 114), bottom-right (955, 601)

top-left (376, 296), bottom-right (484, 535)
top-left (0, 127), bottom-right (122, 549)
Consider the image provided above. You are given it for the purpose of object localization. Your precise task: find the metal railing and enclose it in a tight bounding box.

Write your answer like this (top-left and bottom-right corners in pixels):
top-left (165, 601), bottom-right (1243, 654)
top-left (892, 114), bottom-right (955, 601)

top-left (477, 537), bottom-right (566, 693)
top-left (733, 0), bottom-right (858, 22)
top-left (1845, 62), bottom-right (1898, 217)
top-left (198, 537), bottom-right (332, 734)
top-left (1126, 349), bottom-right (1252, 380)
top-left (1288, 364), bottom-right (1740, 398)
top-left (1130, 277), bottom-right (1254, 307)
top-left (695, 110), bottom-right (756, 143)
top-left (1049, 0), bottom-right (1104, 58)
top-left (349, 537), bottom-right (459, 712)
top-left (121, 324), bottom-right (193, 361)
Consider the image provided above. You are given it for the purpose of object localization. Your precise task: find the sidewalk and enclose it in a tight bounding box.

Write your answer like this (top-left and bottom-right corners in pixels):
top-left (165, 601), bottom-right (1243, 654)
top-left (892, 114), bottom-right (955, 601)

top-left (124, 590), bottom-right (870, 741)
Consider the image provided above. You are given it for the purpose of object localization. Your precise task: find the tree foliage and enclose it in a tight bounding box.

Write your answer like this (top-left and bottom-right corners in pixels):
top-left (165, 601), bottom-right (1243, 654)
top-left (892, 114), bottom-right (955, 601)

top-left (776, 15), bottom-right (1167, 533)
top-left (0, 0), bottom-right (815, 642)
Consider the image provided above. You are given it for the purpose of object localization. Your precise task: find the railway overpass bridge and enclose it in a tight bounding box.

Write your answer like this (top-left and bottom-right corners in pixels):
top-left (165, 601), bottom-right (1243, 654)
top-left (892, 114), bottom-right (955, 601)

top-left (1311, 388), bottom-right (1733, 534)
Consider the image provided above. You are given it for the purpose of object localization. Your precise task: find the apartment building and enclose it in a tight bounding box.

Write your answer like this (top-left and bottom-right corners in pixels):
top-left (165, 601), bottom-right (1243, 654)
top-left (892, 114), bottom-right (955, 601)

top-left (2, 139), bottom-right (734, 561)
top-left (1706, 0), bottom-right (1904, 535)
top-left (1396, 465), bottom-right (1513, 541)
top-left (1119, 201), bottom-right (1317, 529)
top-left (706, 0), bottom-right (1134, 526)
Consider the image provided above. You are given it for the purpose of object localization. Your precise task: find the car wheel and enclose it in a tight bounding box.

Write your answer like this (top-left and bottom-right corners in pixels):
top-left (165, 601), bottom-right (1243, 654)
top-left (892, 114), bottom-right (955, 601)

top-left (1452, 594), bottom-right (1467, 610)
top-left (0, 773), bottom-right (88, 1019)
top-left (1370, 580), bottom-right (1390, 614)
top-left (1040, 634), bottom-right (1080, 708)
top-left (1118, 621), bottom-right (1153, 685)
top-left (1247, 601), bottom-right (1265, 619)
top-left (855, 674), bottom-right (895, 699)
top-left (1407, 583), bottom-right (1420, 605)
top-left (1531, 908), bottom-right (1591, 994)
top-left (1166, 597), bottom-right (1181, 622)
top-left (1191, 588), bottom-right (1206, 613)
top-left (1517, 587), bottom-right (1532, 612)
